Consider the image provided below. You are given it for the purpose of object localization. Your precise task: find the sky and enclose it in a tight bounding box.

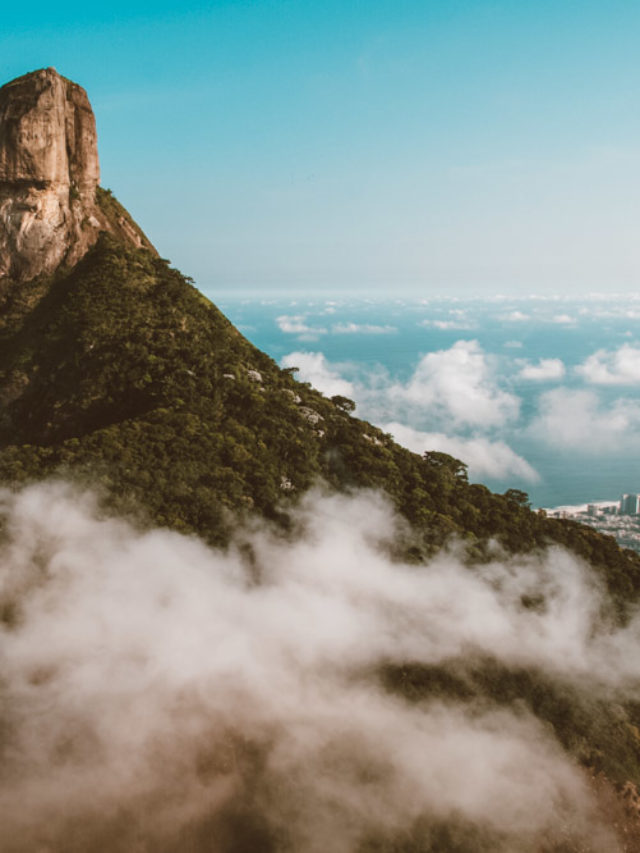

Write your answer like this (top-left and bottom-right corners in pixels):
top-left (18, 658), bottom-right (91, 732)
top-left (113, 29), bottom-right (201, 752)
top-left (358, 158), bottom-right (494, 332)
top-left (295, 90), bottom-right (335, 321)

top-left (2, 1), bottom-right (640, 295)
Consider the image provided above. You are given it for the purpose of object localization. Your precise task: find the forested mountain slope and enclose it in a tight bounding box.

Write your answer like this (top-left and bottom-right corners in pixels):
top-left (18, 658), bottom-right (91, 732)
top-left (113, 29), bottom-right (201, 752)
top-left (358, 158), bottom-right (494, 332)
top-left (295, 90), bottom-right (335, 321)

top-left (0, 221), bottom-right (638, 611)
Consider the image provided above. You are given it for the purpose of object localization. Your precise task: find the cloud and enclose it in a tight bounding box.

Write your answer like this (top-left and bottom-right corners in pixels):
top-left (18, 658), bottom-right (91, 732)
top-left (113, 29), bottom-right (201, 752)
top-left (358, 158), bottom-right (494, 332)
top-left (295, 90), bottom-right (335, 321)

top-left (578, 306), bottom-right (640, 320)
top-left (518, 358), bottom-right (566, 381)
top-left (419, 319), bottom-right (476, 330)
top-left (384, 422), bottom-right (539, 482)
top-left (331, 322), bottom-right (397, 334)
top-left (576, 344), bottom-right (640, 385)
top-left (281, 351), bottom-right (354, 398)
top-left (277, 315), bottom-right (397, 339)
top-left (552, 314), bottom-right (576, 325)
top-left (283, 343), bottom-right (531, 482)
top-left (276, 314), bottom-right (327, 336)
top-left (528, 388), bottom-right (640, 450)
top-left (0, 482), bottom-right (630, 851)
top-left (502, 311), bottom-right (529, 322)
top-left (287, 342), bottom-right (520, 430)
top-left (386, 341), bottom-right (520, 429)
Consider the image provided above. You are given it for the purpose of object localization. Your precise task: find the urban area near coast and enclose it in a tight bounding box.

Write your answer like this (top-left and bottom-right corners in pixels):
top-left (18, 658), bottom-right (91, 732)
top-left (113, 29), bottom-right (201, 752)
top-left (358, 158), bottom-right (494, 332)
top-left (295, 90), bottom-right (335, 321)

top-left (547, 494), bottom-right (640, 553)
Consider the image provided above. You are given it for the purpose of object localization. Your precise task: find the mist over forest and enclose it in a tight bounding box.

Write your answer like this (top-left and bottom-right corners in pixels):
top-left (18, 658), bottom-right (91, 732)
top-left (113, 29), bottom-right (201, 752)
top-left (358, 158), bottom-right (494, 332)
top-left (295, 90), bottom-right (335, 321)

top-left (3, 482), bottom-right (638, 851)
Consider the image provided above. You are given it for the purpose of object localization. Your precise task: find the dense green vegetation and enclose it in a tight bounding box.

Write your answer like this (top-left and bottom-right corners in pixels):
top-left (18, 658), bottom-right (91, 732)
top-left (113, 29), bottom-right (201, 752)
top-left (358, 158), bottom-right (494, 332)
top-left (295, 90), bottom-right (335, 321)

top-left (384, 658), bottom-right (640, 785)
top-left (0, 229), bottom-right (638, 607)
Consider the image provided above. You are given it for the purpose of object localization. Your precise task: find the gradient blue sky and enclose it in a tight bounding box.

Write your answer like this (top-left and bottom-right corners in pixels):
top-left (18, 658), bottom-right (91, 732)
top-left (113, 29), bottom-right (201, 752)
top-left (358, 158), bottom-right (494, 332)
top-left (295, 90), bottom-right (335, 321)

top-left (3, 1), bottom-right (640, 295)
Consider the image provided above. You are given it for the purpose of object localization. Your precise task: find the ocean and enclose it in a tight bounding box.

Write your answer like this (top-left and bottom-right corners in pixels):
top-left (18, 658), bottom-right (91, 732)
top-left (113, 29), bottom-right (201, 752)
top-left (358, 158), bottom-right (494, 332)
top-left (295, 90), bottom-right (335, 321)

top-left (213, 293), bottom-right (640, 509)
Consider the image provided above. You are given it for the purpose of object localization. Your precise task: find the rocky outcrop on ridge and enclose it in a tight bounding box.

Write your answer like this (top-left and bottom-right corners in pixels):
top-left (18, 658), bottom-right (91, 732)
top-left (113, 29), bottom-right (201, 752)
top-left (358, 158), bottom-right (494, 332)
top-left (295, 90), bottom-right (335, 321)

top-left (0, 67), bottom-right (154, 285)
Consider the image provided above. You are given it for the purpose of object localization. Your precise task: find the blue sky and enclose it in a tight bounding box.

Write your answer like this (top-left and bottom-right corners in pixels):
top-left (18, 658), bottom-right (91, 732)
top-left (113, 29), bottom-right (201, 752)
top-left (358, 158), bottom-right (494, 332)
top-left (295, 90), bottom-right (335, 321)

top-left (3, 1), bottom-right (640, 295)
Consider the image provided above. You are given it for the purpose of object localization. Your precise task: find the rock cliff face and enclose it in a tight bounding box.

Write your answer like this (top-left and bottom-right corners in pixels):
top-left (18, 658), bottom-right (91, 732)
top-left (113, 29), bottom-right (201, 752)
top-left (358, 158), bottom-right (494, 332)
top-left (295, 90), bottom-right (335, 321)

top-left (0, 68), bottom-right (154, 284)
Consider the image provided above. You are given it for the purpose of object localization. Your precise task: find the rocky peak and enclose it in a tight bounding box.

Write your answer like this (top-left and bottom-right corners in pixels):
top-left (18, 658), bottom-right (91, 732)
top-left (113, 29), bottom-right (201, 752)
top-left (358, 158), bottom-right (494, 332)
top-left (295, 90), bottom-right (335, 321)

top-left (0, 67), bottom-right (99, 190)
top-left (0, 68), bottom-right (154, 284)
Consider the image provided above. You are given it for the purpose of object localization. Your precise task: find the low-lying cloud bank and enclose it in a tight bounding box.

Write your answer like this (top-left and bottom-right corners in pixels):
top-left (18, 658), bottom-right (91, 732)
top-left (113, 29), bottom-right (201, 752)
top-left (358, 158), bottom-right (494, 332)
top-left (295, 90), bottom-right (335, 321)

top-left (282, 345), bottom-right (535, 482)
top-left (518, 357), bottom-right (566, 382)
top-left (283, 337), bottom-right (640, 470)
top-left (384, 422), bottom-right (539, 482)
top-left (281, 344), bottom-right (520, 430)
top-left (528, 388), bottom-right (640, 450)
top-left (1, 482), bottom-right (637, 851)
top-left (576, 344), bottom-right (640, 385)
top-left (276, 315), bottom-right (397, 339)
top-left (384, 340), bottom-right (519, 430)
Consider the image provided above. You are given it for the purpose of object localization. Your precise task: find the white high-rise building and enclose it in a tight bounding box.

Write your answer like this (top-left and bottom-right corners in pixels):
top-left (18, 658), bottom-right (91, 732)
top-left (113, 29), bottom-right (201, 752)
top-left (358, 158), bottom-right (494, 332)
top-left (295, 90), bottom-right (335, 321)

top-left (619, 494), bottom-right (640, 515)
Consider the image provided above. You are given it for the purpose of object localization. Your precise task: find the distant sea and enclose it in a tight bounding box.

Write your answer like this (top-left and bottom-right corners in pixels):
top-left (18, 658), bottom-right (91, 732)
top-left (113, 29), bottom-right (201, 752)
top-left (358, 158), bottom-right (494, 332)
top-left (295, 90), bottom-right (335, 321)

top-left (213, 293), bottom-right (640, 509)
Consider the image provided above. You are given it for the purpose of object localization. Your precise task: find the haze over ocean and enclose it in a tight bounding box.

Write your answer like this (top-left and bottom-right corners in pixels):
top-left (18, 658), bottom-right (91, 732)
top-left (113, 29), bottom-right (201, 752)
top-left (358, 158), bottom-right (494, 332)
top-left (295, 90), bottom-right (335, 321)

top-left (217, 294), bottom-right (640, 509)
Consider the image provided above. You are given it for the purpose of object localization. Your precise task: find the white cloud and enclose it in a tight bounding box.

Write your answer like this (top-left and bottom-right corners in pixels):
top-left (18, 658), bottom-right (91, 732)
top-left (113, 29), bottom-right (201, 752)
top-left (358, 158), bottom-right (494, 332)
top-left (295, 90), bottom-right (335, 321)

top-left (0, 482), bottom-right (630, 849)
top-left (282, 343), bottom-right (527, 476)
top-left (577, 306), bottom-right (640, 320)
top-left (528, 388), bottom-right (640, 450)
top-left (331, 322), bottom-right (397, 334)
top-left (276, 314), bottom-right (327, 336)
top-left (419, 319), bottom-right (476, 330)
top-left (502, 310), bottom-right (529, 322)
top-left (385, 422), bottom-right (539, 482)
top-left (388, 340), bottom-right (520, 429)
top-left (576, 344), bottom-right (640, 385)
top-left (281, 351), bottom-right (354, 398)
top-left (552, 314), bottom-right (575, 325)
top-left (518, 358), bottom-right (566, 381)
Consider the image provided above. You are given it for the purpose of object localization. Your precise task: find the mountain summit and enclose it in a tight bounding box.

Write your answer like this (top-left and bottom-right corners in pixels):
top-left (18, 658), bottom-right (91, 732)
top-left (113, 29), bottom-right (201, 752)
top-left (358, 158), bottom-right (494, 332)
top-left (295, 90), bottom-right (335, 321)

top-left (0, 68), bottom-right (153, 284)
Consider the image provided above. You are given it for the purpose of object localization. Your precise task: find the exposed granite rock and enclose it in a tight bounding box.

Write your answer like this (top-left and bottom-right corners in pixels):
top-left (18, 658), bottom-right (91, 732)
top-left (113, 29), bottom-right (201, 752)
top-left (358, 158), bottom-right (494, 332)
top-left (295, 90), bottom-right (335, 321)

top-left (299, 406), bottom-right (324, 425)
top-left (0, 67), bottom-right (154, 284)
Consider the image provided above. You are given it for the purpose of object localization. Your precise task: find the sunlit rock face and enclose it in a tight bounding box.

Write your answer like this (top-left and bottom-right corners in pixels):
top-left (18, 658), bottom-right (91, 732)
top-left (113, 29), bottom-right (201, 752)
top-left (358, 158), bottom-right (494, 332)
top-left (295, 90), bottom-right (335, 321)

top-left (0, 67), bottom-right (145, 284)
top-left (0, 66), bottom-right (99, 186)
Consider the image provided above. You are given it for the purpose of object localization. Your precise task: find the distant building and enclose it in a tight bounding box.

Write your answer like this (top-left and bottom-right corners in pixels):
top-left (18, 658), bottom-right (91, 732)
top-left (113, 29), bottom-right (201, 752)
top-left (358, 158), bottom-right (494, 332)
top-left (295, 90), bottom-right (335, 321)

top-left (619, 494), bottom-right (640, 515)
top-left (587, 504), bottom-right (600, 517)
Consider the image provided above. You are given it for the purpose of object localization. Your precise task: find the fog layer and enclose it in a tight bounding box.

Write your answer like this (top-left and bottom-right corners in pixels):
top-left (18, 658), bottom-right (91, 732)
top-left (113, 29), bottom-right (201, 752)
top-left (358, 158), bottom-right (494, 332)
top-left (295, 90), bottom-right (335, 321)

top-left (0, 483), bottom-right (635, 851)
